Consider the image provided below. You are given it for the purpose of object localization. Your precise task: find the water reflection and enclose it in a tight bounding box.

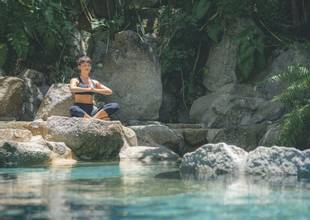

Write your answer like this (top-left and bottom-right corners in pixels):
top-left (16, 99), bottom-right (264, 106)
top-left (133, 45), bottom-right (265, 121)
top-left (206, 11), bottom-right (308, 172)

top-left (0, 162), bottom-right (309, 219)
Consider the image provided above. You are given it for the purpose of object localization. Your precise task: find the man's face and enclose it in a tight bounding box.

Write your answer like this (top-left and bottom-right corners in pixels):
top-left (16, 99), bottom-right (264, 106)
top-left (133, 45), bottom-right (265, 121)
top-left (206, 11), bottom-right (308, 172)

top-left (79, 62), bottom-right (91, 73)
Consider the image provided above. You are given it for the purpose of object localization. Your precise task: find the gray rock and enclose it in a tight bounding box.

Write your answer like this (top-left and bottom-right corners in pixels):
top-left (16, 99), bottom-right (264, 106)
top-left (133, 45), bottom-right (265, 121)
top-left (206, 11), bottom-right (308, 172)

top-left (46, 116), bottom-right (127, 161)
top-left (0, 136), bottom-right (52, 167)
top-left (190, 84), bottom-right (266, 128)
top-left (245, 146), bottom-right (306, 176)
top-left (259, 123), bottom-right (282, 146)
top-left (257, 48), bottom-right (309, 99)
top-left (180, 143), bottom-right (248, 179)
top-left (203, 35), bottom-right (237, 92)
top-left (0, 77), bottom-right (24, 120)
top-left (207, 124), bottom-right (267, 151)
top-left (173, 128), bottom-right (208, 155)
top-left (129, 124), bottom-right (184, 153)
top-left (91, 30), bottom-right (162, 121)
top-left (20, 69), bottom-right (49, 120)
top-left (301, 150), bottom-right (310, 177)
top-left (35, 84), bottom-right (74, 120)
top-left (46, 141), bottom-right (74, 160)
top-left (119, 146), bottom-right (180, 162)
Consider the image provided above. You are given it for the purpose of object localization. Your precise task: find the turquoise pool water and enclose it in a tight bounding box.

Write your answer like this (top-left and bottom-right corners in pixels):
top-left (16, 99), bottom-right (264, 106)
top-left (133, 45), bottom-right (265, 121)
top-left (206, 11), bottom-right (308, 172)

top-left (0, 161), bottom-right (310, 220)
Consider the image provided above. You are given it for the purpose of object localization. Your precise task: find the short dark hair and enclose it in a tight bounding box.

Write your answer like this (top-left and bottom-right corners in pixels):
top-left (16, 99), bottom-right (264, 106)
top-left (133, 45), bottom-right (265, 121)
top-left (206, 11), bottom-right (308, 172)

top-left (77, 55), bottom-right (92, 65)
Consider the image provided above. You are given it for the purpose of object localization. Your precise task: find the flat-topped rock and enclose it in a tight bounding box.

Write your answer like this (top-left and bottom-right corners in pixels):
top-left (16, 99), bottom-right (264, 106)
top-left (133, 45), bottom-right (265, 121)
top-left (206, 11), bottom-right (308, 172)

top-left (46, 116), bottom-right (134, 161)
top-left (128, 124), bottom-right (184, 154)
top-left (0, 129), bottom-right (32, 142)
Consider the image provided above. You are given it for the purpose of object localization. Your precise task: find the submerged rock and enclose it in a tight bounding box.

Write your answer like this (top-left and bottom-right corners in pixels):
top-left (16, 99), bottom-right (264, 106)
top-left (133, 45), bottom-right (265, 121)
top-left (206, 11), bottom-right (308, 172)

top-left (119, 146), bottom-right (180, 162)
top-left (180, 143), bottom-right (248, 179)
top-left (46, 116), bottom-right (132, 161)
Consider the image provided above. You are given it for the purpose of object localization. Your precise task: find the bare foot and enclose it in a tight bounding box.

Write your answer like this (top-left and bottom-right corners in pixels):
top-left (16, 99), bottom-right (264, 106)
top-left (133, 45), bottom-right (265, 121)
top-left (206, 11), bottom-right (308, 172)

top-left (93, 109), bottom-right (109, 120)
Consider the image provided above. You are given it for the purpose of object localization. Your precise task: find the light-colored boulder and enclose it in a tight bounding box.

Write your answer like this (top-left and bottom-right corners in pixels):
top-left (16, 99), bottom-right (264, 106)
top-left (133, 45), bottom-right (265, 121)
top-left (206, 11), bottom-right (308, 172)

top-left (91, 30), bottom-right (162, 121)
top-left (0, 120), bottom-right (48, 138)
top-left (36, 84), bottom-right (74, 120)
top-left (119, 146), bottom-right (179, 162)
top-left (180, 143), bottom-right (248, 179)
top-left (0, 76), bottom-right (24, 120)
top-left (245, 146), bottom-right (306, 176)
top-left (0, 129), bottom-right (32, 142)
top-left (46, 116), bottom-right (127, 160)
top-left (129, 124), bottom-right (184, 153)
top-left (203, 36), bottom-right (237, 92)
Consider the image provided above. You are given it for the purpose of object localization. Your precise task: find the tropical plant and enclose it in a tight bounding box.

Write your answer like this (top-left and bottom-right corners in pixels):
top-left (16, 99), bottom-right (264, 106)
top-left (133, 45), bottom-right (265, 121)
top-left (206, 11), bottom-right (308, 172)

top-left (273, 64), bottom-right (310, 149)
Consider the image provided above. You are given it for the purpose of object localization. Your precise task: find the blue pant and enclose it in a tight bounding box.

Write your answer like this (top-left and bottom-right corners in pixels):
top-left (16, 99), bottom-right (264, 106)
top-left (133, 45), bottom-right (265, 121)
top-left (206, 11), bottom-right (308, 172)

top-left (69, 102), bottom-right (120, 117)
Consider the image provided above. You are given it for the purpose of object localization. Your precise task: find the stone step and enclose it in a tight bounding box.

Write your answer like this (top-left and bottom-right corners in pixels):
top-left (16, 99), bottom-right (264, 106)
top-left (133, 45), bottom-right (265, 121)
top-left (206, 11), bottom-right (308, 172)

top-left (165, 123), bottom-right (204, 129)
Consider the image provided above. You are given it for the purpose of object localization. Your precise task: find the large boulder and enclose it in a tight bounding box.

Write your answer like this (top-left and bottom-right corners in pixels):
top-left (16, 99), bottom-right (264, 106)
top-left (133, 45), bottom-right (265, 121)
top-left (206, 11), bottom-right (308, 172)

top-left (207, 124), bottom-right (267, 151)
top-left (245, 146), bottom-right (309, 176)
top-left (180, 143), bottom-right (248, 179)
top-left (91, 30), bottom-right (162, 121)
top-left (119, 145), bottom-right (179, 162)
top-left (166, 124), bottom-right (208, 155)
top-left (190, 83), bottom-right (284, 149)
top-left (45, 116), bottom-right (133, 160)
top-left (128, 123), bottom-right (184, 154)
top-left (19, 69), bottom-right (49, 120)
top-left (35, 84), bottom-right (74, 120)
top-left (0, 77), bottom-right (24, 120)
top-left (203, 35), bottom-right (237, 92)
top-left (257, 47), bottom-right (309, 99)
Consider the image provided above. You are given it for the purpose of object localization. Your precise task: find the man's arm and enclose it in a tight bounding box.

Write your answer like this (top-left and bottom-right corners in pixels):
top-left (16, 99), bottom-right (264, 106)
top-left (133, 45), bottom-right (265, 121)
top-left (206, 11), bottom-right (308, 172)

top-left (93, 80), bottom-right (113, 95)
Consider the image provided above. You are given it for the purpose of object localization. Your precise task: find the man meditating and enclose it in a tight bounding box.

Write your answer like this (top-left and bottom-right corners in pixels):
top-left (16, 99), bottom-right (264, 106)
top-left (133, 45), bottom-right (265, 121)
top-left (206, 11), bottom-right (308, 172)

top-left (69, 55), bottom-right (119, 120)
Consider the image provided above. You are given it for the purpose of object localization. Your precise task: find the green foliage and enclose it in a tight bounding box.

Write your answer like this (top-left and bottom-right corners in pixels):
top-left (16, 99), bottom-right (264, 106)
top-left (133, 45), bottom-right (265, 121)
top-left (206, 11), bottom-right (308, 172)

top-left (274, 64), bottom-right (310, 149)
top-left (0, 0), bottom-right (79, 80)
top-left (192, 0), bottom-right (211, 21)
top-left (235, 24), bottom-right (266, 82)
top-left (0, 43), bottom-right (7, 67)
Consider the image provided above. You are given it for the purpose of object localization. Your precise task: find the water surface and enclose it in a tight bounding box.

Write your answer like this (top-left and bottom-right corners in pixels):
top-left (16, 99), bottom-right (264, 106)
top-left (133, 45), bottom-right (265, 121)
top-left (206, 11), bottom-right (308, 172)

top-left (0, 161), bottom-right (310, 220)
